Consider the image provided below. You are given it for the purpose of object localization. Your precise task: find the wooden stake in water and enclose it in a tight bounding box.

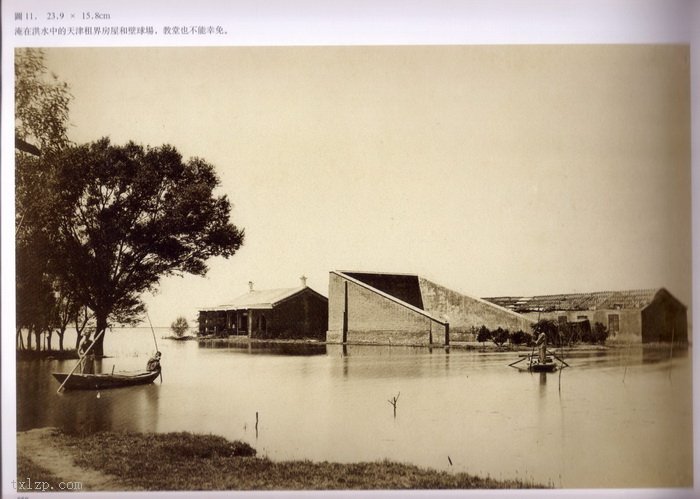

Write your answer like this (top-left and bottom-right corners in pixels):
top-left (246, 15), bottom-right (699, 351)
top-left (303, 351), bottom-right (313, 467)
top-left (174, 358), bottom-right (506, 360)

top-left (388, 392), bottom-right (400, 418)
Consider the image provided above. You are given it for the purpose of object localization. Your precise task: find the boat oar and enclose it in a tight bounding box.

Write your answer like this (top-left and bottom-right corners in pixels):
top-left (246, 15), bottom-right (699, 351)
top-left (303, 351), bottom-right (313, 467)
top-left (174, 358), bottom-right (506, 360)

top-left (56, 328), bottom-right (106, 393)
top-left (508, 356), bottom-right (527, 367)
top-left (548, 348), bottom-right (569, 367)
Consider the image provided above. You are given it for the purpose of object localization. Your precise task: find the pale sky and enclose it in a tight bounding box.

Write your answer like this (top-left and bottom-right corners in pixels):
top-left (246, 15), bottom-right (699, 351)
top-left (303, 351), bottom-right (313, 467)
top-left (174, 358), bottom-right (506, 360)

top-left (41, 45), bottom-right (691, 326)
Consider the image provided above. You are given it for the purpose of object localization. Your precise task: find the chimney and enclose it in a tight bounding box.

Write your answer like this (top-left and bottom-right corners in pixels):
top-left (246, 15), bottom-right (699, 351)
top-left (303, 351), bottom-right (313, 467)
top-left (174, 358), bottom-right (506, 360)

top-left (248, 281), bottom-right (254, 292)
top-left (300, 275), bottom-right (307, 287)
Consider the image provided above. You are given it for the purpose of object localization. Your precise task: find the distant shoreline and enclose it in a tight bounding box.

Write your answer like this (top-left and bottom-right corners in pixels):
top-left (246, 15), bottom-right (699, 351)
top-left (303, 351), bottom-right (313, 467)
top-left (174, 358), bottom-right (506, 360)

top-left (16, 338), bottom-right (687, 362)
top-left (193, 335), bottom-right (683, 351)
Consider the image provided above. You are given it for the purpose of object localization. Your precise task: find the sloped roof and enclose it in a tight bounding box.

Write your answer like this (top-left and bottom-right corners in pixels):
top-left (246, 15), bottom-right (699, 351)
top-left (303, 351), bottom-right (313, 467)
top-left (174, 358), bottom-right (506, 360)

top-left (203, 287), bottom-right (306, 311)
top-left (342, 271), bottom-right (424, 310)
top-left (484, 289), bottom-right (659, 312)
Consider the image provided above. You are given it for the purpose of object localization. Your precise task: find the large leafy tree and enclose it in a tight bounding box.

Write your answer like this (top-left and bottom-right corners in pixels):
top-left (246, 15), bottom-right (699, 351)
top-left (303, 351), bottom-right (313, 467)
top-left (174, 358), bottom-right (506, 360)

top-left (15, 48), bottom-right (71, 153)
top-left (27, 138), bottom-right (244, 356)
top-left (15, 48), bottom-right (72, 350)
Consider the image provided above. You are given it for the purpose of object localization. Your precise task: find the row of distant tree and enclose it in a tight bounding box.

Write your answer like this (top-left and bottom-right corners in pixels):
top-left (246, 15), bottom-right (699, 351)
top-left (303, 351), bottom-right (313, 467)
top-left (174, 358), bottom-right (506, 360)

top-left (474, 319), bottom-right (609, 348)
top-left (15, 49), bottom-right (244, 357)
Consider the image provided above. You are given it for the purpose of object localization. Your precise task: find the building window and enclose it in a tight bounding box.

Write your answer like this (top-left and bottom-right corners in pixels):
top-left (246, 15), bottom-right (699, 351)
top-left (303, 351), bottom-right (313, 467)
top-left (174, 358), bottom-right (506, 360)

top-left (608, 314), bottom-right (620, 335)
top-left (577, 315), bottom-right (588, 321)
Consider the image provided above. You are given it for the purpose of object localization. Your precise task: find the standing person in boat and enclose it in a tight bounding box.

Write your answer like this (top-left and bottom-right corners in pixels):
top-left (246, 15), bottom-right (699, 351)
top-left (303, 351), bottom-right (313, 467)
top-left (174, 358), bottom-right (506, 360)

top-left (78, 334), bottom-right (96, 374)
top-left (146, 351), bottom-right (162, 372)
top-left (535, 331), bottom-right (547, 364)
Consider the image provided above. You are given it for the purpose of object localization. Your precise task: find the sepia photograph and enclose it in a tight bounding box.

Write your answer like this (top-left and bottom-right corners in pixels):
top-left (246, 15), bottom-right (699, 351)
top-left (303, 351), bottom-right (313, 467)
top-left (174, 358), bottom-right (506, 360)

top-left (11, 42), bottom-right (693, 493)
top-left (4, 2), bottom-right (698, 497)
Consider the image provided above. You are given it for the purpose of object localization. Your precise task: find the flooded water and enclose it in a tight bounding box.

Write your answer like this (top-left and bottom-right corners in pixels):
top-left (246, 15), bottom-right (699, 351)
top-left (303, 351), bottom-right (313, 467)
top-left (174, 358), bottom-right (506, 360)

top-left (17, 328), bottom-right (692, 488)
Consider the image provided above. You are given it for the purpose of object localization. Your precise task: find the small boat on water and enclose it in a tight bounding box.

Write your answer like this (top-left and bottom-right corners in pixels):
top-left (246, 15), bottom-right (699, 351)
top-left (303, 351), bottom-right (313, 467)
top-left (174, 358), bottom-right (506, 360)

top-left (509, 350), bottom-right (568, 372)
top-left (52, 370), bottom-right (160, 391)
top-left (526, 355), bottom-right (559, 372)
top-left (55, 320), bottom-right (163, 392)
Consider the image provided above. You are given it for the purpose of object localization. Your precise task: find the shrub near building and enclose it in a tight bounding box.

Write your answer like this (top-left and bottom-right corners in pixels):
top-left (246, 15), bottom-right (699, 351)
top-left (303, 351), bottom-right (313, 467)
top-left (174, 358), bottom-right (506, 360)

top-left (583, 322), bottom-right (609, 344)
top-left (476, 325), bottom-right (492, 344)
top-left (510, 330), bottom-right (532, 346)
top-left (492, 327), bottom-right (510, 348)
top-left (474, 320), bottom-right (609, 348)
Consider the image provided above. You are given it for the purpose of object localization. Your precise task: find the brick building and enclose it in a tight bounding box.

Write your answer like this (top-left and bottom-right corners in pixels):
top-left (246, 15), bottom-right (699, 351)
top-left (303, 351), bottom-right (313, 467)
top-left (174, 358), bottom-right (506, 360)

top-left (326, 271), bottom-right (533, 346)
top-left (199, 277), bottom-right (328, 340)
top-left (484, 288), bottom-right (687, 343)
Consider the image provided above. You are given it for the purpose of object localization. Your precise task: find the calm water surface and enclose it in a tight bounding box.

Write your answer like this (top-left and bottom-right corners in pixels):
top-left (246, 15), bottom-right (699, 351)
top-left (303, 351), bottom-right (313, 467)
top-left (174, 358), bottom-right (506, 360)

top-left (17, 328), bottom-right (692, 488)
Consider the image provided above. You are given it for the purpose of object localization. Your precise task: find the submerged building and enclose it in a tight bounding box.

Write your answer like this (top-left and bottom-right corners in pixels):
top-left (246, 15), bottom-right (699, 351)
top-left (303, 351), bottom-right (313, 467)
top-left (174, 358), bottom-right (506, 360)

top-left (483, 288), bottom-right (687, 343)
top-left (199, 277), bottom-right (328, 340)
top-left (326, 270), bottom-right (534, 346)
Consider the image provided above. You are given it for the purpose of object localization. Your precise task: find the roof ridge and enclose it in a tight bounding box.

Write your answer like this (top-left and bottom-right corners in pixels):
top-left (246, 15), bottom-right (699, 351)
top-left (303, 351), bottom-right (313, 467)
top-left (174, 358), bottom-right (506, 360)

top-left (338, 271), bottom-right (421, 280)
top-left (487, 288), bottom-right (660, 300)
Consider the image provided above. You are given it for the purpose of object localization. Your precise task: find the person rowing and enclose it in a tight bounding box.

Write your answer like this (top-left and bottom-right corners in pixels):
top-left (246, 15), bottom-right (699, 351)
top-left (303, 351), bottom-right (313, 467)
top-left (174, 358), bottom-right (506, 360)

top-left (535, 331), bottom-right (547, 364)
top-left (78, 334), bottom-right (96, 374)
top-left (146, 351), bottom-right (162, 372)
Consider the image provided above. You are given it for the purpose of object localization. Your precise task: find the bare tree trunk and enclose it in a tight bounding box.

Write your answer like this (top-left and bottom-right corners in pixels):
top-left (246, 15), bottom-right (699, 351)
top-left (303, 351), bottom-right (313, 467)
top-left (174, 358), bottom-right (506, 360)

top-left (58, 330), bottom-right (65, 351)
top-left (74, 304), bottom-right (92, 349)
top-left (27, 327), bottom-right (33, 350)
top-left (93, 313), bottom-right (108, 358)
top-left (16, 328), bottom-right (25, 350)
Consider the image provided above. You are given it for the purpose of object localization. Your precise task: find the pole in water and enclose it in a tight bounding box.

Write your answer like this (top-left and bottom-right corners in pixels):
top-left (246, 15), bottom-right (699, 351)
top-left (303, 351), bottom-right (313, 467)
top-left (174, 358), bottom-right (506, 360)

top-left (56, 328), bottom-right (106, 393)
top-left (558, 364), bottom-right (563, 394)
top-left (146, 311), bottom-right (163, 384)
top-left (146, 312), bottom-right (159, 352)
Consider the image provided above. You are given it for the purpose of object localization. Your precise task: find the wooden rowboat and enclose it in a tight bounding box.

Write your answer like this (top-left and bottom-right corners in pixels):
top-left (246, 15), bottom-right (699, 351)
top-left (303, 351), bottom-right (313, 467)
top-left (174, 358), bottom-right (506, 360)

top-left (509, 350), bottom-right (568, 372)
top-left (52, 370), bottom-right (160, 390)
top-left (527, 359), bottom-right (558, 372)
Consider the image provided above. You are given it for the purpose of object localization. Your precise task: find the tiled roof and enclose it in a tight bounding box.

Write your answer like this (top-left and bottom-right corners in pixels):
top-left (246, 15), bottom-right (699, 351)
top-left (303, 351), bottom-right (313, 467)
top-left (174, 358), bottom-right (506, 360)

top-left (203, 287), bottom-right (305, 311)
top-left (483, 289), bottom-right (659, 312)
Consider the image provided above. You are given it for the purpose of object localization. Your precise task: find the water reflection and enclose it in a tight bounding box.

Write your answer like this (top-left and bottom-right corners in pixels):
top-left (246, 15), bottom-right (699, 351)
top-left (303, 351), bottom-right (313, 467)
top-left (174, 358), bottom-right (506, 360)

top-left (15, 332), bottom-right (693, 488)
top-left (641, 344), bottom-right (688, 364)
top-left (56, 384), bottom-right (160, 434)
top-left (326, 345), bottom-right (438, 379)
top-left (17, 360), bottom-right (160, 433)
top-left (199, 339), bottom-right (326, 356)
